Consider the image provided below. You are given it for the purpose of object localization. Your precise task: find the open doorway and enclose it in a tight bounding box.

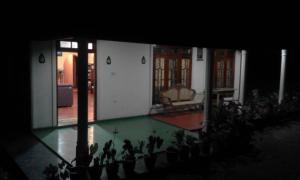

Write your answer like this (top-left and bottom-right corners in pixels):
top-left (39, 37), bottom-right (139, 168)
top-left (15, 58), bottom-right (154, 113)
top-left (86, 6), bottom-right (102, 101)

top-left (56, 41), bottom-right (96, 126)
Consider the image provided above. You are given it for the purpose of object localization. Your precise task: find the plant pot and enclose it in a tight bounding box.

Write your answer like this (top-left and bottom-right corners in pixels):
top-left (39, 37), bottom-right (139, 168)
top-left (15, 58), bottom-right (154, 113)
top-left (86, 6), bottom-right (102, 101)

top-left (106, 163), bottom-right (119, 180)
top-left (144, 154), bottom-right (157, 171)
top-left (166, 147), bottom-right (178, 164)
top-left (88, 165), bottom-right (103, 180)
top-left (69, 166), bottom-right (89, 180)
top-left (122, 159), bottom-right (136, 177)
top-left (179, 145), bottom-right (189, 161)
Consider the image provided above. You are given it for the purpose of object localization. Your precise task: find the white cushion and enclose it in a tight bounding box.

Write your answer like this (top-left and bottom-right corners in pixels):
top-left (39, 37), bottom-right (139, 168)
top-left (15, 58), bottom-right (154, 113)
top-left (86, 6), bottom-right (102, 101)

top-left (173, 100), bottom-right (201, 106)
top-left (179, 88), bottom-right (194, 101)
top-left (223, 97), bottom-right (234, 101)
top-left (161, 88), bottom-right (178, 101)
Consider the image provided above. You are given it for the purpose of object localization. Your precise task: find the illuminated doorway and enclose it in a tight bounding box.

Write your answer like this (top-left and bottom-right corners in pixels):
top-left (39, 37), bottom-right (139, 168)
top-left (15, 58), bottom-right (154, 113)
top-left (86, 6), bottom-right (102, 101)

top-left (56, 41), bottom-right (96, 126)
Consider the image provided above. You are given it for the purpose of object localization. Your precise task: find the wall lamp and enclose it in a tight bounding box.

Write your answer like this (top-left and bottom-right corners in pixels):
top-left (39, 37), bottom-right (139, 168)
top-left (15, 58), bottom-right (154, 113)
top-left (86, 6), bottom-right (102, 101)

top-left (106, 56), bottom-right (111, 65)
top-left (39, 54), bottom-right (45, 63)
top-left (141, 56), bottom-right (146, 64)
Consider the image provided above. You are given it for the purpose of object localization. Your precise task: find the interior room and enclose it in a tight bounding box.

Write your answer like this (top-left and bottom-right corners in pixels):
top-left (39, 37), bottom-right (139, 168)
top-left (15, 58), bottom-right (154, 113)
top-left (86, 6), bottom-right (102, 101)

top-left (57, 51), bottom-right (95, 126)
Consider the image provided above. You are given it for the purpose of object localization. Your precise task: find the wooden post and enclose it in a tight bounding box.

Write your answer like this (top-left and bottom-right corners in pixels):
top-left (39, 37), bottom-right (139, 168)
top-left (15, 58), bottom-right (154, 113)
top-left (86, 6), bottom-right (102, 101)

top-left (76, 38), bottom-right (89, 167)
top-left (202, 48), bottom-right (214, 133)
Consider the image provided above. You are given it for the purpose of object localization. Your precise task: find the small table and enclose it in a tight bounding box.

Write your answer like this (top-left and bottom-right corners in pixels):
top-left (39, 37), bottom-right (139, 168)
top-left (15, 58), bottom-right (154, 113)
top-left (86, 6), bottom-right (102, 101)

top-left (213, 88), bottom-right (235, 106)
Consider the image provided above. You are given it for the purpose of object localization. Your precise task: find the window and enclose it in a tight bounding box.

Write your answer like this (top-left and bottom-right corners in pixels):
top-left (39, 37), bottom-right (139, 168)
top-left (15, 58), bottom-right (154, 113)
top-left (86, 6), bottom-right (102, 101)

top-left (88, 43), bottom-right (93, 50)
top-left (58, 41), bottom-right (95, 52)
top-left (71, 42), bottom-right (78, 49)
top-left (213, 49), bottom-right (234, 89)
top-left (152, 46), bottom-right (192, 104)
top-left (60, 41), bottom-right (71, 48)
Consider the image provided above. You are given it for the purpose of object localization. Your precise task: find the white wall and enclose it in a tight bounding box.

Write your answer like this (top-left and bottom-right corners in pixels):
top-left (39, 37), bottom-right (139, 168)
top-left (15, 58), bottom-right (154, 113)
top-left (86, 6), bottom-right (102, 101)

top-left (233, 50), bottom-right (242, 100)
top-left (97, 40), bottom-right (152, 120)
top-left (31, 41), bottom-right (56, 129)
top-left (191, 48), bottom-right (207, 94)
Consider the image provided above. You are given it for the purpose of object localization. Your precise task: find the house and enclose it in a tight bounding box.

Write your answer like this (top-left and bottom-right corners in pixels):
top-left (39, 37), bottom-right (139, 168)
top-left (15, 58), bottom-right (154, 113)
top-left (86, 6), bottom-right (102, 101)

top-left (31, 39), bottom-right (247, 129)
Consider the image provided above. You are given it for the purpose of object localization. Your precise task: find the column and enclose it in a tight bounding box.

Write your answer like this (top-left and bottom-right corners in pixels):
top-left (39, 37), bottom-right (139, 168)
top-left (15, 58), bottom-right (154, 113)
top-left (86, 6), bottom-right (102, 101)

top-left (239, 50), bottom-right (247, 105)
top-left (76, 38), bottom-right (89, 167)
top-left (279, 49), bottom-right (287, 104)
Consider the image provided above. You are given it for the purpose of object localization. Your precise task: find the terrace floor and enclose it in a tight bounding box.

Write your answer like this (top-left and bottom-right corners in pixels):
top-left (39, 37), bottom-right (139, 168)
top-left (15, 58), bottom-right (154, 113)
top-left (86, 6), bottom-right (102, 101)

top-left (0, 133), bottom-right (63, 180)
top-left (152, 111), bottom-right (203, 131)
top-left (3, 114), bottom-right (300, 180)
top-left (33, 115), bottom-right (200, 179)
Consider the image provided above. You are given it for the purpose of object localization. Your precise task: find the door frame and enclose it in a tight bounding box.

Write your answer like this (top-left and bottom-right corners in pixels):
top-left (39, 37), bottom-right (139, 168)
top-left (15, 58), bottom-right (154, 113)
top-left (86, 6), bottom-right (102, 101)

top-left (55, 40), bottom-right (97, 126)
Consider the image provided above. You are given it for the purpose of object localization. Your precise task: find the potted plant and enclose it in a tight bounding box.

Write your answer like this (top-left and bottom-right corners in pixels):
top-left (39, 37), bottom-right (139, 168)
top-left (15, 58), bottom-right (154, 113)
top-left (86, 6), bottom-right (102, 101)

top-left (100, 140), bottom-right (119, 180)
top-left (88, 156), bottom-right (103, 180)
top-left (142, 133), bottom-right (164, 171)
top-left (173, 130), bottom-right (189, 161)
top-left (186, 135), bottom-right (200, 160)
top-left (121, 139), bottom-right (143, 177)
top-left (43, 163), bottom-right (59, 180)
top-left (69, 143), bottom-right (102, 180)
top-left (43, 161), bottom-right (70, 180)
top-left (165, 145), bottom-right (178, 164)
top-left (85, 143), bottom-right (104, 180)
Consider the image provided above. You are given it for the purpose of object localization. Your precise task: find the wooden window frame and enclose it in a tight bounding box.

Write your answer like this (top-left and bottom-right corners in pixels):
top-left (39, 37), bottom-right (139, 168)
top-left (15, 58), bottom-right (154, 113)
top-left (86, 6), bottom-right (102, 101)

top-left (152, 46), bottom-right (192, 104)
top-left (213, 49), bottom-right (235, 89)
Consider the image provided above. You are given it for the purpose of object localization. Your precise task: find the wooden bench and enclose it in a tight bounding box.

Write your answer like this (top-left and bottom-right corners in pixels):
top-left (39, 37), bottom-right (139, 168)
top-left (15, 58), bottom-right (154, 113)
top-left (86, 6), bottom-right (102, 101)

top-left (159, 87), bottom-right (204, 113)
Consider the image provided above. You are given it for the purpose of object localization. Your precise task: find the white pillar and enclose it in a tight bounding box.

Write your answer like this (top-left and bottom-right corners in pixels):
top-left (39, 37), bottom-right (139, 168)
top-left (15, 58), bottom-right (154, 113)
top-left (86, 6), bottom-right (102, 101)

top-left (239, 50), bottom-right (247, 105)
top-left (279, 49), bottom-right (287, 104)
top-left (202, 49), bottom-right (213, 133)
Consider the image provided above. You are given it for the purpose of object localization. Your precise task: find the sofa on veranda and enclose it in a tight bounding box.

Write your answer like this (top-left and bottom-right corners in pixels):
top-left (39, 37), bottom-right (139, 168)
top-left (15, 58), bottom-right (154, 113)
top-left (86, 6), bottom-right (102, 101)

top-left (159, 86), bottom-right (204, 113)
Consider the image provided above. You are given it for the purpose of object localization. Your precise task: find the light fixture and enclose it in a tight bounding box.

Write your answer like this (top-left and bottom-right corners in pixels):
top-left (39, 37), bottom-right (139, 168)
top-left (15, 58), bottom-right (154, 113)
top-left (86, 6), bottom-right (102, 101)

top-left (141, 56), bottom-right (146, 64)
top-left (39, 54), bottom-right (45, 63)
top-left (197, 48), bottom-right (203, 61)
top-left (106, 56), bottom-right (111, 65)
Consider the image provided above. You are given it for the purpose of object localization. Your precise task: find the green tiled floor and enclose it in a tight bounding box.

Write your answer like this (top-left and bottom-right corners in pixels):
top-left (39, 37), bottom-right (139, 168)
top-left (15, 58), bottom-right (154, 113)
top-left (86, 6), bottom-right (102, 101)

top-left (34, 116), bottom-right (198, 164)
